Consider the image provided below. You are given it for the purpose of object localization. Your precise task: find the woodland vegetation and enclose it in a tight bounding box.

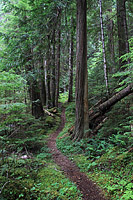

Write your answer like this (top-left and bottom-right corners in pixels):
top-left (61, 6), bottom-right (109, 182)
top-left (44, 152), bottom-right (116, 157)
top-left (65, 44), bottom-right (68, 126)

top-left (0, 0), bottom-right (132, 199)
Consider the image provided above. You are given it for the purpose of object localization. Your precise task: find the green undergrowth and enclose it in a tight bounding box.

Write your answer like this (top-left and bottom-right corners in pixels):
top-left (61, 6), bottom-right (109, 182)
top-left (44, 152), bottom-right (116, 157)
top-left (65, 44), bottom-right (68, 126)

top-left (57, 102), bottom-right (133, 200)
top-left (0, 106), bottom-right (82, 200)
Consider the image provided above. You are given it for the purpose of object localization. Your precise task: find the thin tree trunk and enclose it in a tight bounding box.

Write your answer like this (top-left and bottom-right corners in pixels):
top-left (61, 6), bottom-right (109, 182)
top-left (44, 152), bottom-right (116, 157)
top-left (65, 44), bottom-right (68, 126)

top-left (74, 0), bottom-right (87, 140)
top-left (45, 37), bottom-right (52, 108)
top-left (39, 64), bottom-right (46, 106)
top-left (117, 0), bottom-right (129, 68)
top-left (68, 17), bottom-right (74, 102)
top-left (99, 0), bottom-right (109, 95)
top-left (84, 64), bottom-right (89, 137)
top-left (51, 29), bottom-right (56, 107)
top-left (55, 10), bottom-right (61, 108)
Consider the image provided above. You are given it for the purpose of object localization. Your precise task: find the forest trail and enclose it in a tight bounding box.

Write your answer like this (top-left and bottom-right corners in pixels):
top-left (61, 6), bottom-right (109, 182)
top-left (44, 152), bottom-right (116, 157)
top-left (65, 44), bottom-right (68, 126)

top-left (47, 107), bottom-right (107, 200)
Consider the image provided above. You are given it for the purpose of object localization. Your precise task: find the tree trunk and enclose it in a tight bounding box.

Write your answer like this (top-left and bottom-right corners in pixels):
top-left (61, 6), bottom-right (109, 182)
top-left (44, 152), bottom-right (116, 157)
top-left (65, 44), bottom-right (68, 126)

top-left (84, 64), bottom-right (89, 137)
top-left (51, 29), bottom-right (56, 107)
top-left (107, 9), bottom-right (115, 74)
top-left (44, 37), bottom-right (52, 108)
top-left (55, 10), bottom-right (61, 108)
top-left (117, 0), bottom-right (129, 68)
top-left (68, 17), bottom-right (74, 102)
top-left (74, 0), bottom-right (87, 140)
top-left (31, 81), bottom-right (44, 119)
top-left (25, 50), bottom-right (44, 118)
top-left (39, 64), bottom-right (46, 106)
top-left (99, 0), bottom-right (109, 95)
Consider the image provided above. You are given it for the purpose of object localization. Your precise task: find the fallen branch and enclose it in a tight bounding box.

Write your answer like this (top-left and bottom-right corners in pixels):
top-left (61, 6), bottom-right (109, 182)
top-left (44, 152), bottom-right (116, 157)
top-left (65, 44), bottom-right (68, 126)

top-left (24, 146), bottom-right (31, 159)
top-left (8, 127), bottom-right (20, 138)
top-left (0, 181), bottom-right (10, 194)
top-left (93, 117), bottom-right (108, 134)
top-left (43, 109), bottom-right (54, 117)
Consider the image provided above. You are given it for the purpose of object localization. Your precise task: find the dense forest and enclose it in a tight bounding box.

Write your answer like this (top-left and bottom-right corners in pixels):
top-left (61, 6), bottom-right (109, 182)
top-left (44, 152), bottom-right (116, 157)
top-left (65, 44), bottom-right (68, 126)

top-left (0, 0), bottom-right (132, 199)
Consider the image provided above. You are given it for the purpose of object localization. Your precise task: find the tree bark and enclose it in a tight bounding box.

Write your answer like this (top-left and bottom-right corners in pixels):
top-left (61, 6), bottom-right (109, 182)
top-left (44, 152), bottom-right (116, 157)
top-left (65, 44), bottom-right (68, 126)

top-left (117, 0), bottom-right (129, 68)
top-left (55, 10), bottom-right (61, 108)
top-left (25, 49), bottom-right (44, 118)
top-left (39, 63), bottom-right (46, 106)
top-left (107, 9), bottom-right (115, 74)
top-left (74, 0), bottom-right (87, 140)
top-left (51, 29), bottom-right (56, 107)
top-left (31, 81), bottom-right (44, 119)
top-left (68, 17), bottom-right (74, 102)
top-left (99, 0), bottom-right (109, 95)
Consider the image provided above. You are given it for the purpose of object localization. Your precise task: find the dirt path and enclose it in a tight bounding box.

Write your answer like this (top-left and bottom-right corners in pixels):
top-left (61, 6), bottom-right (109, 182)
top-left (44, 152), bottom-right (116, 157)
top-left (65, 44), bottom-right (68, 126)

top-left (48, 107), bottom-right (107, 200)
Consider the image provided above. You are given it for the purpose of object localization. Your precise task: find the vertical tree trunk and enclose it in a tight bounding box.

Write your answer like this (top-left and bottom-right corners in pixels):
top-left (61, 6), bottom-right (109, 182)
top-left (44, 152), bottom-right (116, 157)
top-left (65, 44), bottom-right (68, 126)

top-left (39, 64), bottom-right (46, 106)
top-left (68, 17), bottom-right (74, 102)
top-left (84, 63), bottom-right (89, 136)
top-left (25, 50), bottom-right (44, 118)
top-left (117, 0), bottom-right (129, 68)
top-left (99, 0), bottom-right (109, 95)
top-left (74, 0), bottom-right (87, 140)
top-left (51, 29), bottom-right (56, 107)
top-left (31, 81), bottom-right (44, 119)
top-left (55, 10), bottom-right (61, 108)
top-left (46, 36), bottom-right (51, 108)
top-left (107, 9), bottom-right (115, 74)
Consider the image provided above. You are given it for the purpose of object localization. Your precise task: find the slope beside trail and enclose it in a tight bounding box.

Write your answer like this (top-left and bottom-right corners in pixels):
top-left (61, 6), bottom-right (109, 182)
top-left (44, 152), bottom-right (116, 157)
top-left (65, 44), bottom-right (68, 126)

top-left (47, 107), bottom-right (107, 200)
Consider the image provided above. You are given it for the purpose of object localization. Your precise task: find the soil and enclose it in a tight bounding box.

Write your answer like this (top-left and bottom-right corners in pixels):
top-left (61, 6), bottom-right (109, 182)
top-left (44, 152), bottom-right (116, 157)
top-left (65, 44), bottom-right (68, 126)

top-left (48, 107), bottom-right (107, 200)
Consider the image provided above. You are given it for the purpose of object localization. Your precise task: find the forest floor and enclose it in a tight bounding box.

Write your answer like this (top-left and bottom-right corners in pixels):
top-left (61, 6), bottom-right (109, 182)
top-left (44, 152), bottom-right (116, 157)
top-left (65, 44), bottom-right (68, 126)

top-left (48, 106), bottom-right (106, 200)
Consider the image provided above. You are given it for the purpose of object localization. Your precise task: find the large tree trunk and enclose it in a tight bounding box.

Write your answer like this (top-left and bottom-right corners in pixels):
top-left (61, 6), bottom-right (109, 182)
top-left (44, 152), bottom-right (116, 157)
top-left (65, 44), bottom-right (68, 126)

top-left (89, 84), bottom-right (132, 130)
top-left (68, 17), bottom-right (74, 102)
top-left (117, 0), bottom-right (129, 68)
top-left (74, 0), bottom-right (87, 140)
top-left (107, 9), bottom-right (115, 74)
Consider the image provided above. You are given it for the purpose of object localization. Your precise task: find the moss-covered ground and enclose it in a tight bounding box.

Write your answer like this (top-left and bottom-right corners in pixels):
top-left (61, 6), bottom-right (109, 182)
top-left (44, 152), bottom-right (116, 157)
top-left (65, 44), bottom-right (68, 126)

top-left (0, 107), bottom-right (82, 200)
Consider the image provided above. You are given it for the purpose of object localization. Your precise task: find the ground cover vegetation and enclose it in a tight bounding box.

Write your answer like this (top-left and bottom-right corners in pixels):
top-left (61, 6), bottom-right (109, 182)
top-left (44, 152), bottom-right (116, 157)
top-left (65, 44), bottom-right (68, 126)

top-left (0, 0), bottom-right (132, 199)
top-left (57, 102), bottom-right (133, 200)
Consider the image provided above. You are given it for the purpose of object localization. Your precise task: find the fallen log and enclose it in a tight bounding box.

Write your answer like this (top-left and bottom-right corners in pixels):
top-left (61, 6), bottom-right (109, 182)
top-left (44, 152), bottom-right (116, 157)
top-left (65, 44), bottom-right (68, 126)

top-left (89, 84), bottom-right (132, 124)
top-left (68, 85), bottom-right (132, 135)
top-left (43, 109), bottom-right (54, 117)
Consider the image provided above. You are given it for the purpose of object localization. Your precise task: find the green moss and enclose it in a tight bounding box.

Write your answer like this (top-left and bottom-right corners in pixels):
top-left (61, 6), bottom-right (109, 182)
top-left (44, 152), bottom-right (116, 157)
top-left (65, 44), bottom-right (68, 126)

top-left (37, 163), bottom-right (82, 199)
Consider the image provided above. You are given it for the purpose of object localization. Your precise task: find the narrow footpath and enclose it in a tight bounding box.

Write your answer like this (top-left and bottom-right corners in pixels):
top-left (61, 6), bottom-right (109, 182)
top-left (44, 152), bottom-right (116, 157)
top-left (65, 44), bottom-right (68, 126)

top-left (48, 107), bottom-right (107, 200)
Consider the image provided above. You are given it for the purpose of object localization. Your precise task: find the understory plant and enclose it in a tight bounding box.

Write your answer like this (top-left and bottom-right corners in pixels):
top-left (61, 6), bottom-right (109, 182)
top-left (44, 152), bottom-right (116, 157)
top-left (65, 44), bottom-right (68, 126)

top-left (57, 102), bottom-right (133, 200)
top-left (0, 105), bottom-right (82, 200)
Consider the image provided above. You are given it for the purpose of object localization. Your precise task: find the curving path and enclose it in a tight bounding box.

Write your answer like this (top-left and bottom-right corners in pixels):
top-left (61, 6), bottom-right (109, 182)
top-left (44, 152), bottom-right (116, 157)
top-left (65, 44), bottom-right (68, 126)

top-left (48, 107), bottom-right (107, 200)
